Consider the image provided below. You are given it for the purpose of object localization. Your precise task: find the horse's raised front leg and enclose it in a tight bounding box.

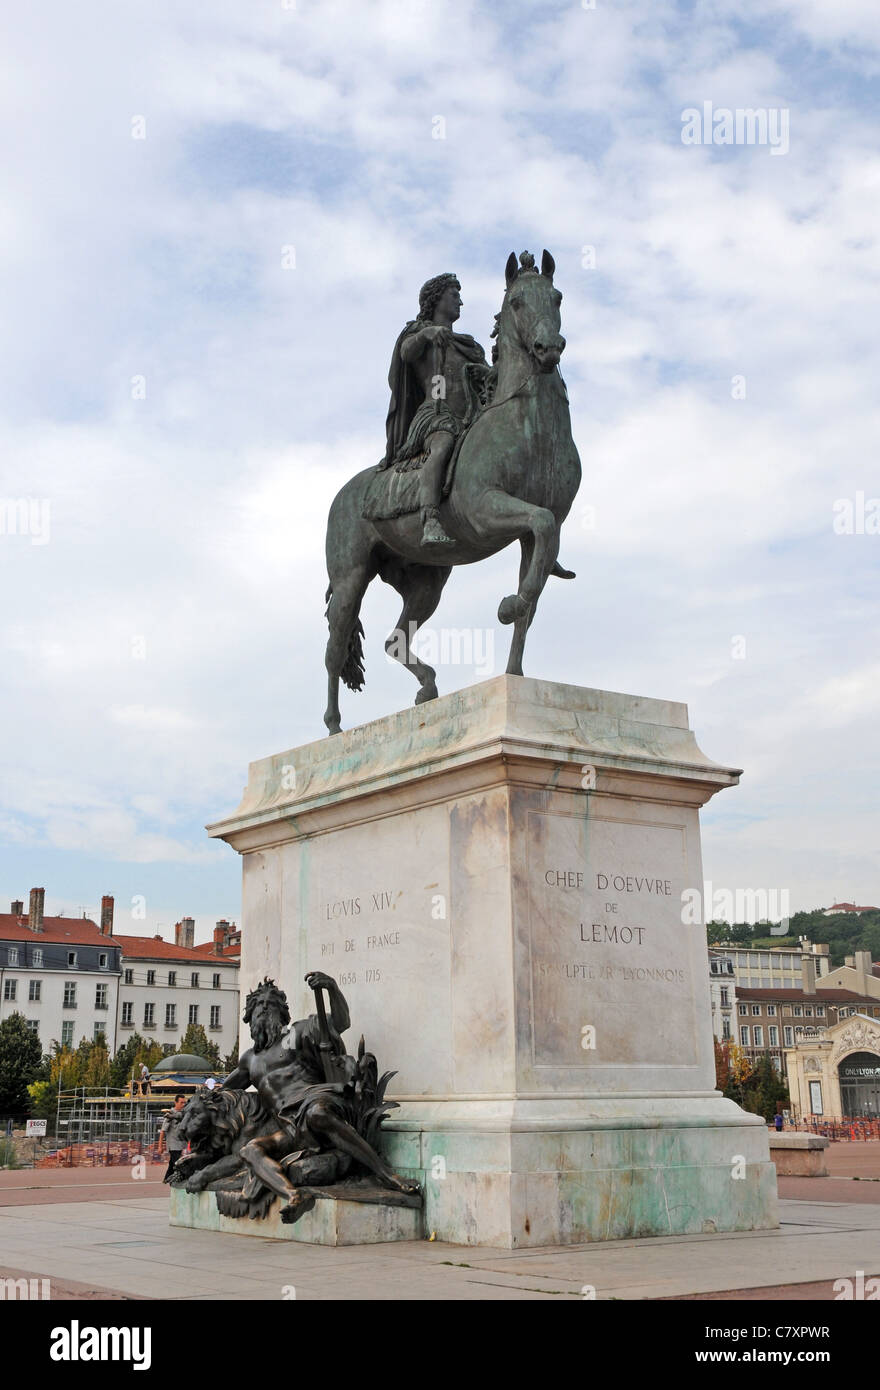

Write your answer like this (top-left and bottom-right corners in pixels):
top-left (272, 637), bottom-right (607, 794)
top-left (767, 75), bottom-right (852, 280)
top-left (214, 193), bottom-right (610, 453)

top-left (471, 489), bottom-right (560, 629)
top-left (382, 561), bottom-right (451, 706)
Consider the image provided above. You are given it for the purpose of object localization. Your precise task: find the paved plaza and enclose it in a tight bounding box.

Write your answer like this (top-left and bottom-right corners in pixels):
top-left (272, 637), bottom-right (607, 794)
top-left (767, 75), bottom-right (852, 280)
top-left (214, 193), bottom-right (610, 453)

top-left (0, 1143), bottom-right (878, 1301)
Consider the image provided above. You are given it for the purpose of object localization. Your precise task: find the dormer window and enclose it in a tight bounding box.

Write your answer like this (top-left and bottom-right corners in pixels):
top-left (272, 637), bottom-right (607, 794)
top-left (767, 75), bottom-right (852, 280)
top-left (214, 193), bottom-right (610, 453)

top-left (67, 951), bottom-right (78, 968)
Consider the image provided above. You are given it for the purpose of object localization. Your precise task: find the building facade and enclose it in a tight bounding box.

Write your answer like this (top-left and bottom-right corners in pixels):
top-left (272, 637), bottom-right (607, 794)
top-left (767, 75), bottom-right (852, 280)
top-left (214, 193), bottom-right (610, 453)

top-left (708, 948), bottom-right (737, 1042)
top-left (0, 889), bottom-right (122, 1052)
top-left (0, 890), bottom-right (241, 1063)
top-left (720, 937), bottom-right (831, 991)
top-left (785, 1013), bottom-right (880, 1119)
top-left (115, 916), bottom-right (240, 1061)
top-left (736, 986), bottom-right (880, 1075)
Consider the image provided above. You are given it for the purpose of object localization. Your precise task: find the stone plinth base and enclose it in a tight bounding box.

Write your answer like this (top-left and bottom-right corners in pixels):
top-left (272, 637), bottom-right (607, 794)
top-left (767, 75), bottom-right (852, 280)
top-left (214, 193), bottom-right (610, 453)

top-left (381, 1098), bottom-right (776, 1246)
top-left (169, 1188), bottom-right (424, 1245)
top-left (208, 676), bottom-right (779, 1248)
top-left (768, 1133), bottom-right (830, 1177)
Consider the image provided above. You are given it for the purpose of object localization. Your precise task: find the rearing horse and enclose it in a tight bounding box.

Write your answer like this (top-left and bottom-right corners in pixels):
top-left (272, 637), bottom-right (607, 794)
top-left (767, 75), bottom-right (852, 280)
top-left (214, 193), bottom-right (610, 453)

top-left (323, 248), bottom-right (582, 735)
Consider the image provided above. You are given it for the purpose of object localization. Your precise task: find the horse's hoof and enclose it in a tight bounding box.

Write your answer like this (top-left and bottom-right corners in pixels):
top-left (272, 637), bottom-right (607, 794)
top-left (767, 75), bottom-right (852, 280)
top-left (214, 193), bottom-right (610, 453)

top-left (415, 682), bottom-right (438, 706)
top-left (498, 594), bottom-right (527, 625)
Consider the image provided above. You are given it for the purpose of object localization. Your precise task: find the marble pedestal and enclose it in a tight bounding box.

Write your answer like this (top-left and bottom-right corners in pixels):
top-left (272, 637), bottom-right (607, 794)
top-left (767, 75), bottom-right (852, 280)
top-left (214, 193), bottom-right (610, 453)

top-left (169, 1188), bottom-right (424, 1244)
top-left (208, 676), bottom-right (778, 1247)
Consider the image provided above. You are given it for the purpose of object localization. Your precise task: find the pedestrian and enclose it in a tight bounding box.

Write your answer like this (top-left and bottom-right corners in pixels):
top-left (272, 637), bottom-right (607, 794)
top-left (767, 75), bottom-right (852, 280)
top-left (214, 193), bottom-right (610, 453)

top-left (158, 1095), bottom-right (188, 1183)
top-left (774, 1113), bottom-right (783, 1132)
top-left (139, 1062), bottom-right (151, 1096)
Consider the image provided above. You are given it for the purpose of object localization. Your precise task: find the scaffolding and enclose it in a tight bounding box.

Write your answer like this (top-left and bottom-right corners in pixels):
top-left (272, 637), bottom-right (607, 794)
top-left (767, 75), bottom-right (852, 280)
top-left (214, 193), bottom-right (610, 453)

top-left (53, 1086), bottom-right (166, 1159)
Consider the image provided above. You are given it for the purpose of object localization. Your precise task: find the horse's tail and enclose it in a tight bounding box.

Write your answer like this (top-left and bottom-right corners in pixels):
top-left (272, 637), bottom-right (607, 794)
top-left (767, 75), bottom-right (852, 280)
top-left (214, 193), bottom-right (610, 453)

top-left (325, 583), bottom-right (366, 693)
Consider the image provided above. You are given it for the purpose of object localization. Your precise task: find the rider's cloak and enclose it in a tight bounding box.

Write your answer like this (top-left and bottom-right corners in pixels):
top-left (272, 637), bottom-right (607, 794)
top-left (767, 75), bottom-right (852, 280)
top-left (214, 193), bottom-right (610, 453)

top-left (382, 321), bottom-right (487, 467)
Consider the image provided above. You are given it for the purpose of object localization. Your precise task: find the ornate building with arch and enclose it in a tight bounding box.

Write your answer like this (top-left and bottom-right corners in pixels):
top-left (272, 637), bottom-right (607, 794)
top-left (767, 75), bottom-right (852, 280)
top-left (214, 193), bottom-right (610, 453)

top-left (785, 1013), bottom-right (880, 1120)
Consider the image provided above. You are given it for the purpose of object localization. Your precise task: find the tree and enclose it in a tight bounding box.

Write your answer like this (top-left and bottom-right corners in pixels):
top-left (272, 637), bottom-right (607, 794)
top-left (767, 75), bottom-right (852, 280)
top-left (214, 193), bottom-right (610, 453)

top-left (746, 1052), bottom-right (789, 1122)
top-left (26, 1079), bottom-right (57, 1123)
top-left (179, 1024), bottom-right (220, 1069)
top-left (713, 1039), bottom-right (731, 1092)
top-left (110, 1032), bottom-right (145, 1089)
top-left (723, 1042), bottom-right (753, 1109)
top-left (0, 1013), bottom-right (44, 1115)
top-left (222, 1039), bottom-right (239, 1073)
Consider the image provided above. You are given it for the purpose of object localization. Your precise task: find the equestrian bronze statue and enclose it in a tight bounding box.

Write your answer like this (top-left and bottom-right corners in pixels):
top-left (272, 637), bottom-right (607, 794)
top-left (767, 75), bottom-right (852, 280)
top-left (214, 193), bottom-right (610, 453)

top-left (323, 248), bottom-right (582, 734)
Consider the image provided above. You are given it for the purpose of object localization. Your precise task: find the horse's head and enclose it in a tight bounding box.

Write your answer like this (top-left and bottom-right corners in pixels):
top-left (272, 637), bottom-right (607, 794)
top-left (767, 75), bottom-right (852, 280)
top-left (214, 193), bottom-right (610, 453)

top-left (501, 249), bottom-right (565, 373)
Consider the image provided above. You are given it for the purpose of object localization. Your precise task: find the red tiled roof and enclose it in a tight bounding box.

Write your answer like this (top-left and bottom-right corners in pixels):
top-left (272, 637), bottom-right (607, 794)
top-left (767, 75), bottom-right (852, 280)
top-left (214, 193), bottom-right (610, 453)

top-left (0, 913), bottom-right (110, 945)
top-left (114, 934), bottom-right (238, 964)
top-left (826, 902), bottom-right (879, 913)
top-left (737, 987), bottom-right (878, 1003)
top-left (191, 941), bottom-right (240, 959)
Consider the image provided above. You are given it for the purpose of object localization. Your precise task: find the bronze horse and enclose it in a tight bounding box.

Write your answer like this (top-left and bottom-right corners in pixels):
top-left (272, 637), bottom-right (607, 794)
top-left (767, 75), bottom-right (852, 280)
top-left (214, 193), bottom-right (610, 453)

top-left (323, 249), bottom-right (581, 734)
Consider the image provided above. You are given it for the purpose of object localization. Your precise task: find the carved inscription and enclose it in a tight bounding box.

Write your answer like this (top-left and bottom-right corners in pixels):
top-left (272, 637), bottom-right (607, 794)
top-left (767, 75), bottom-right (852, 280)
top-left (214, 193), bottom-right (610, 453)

top-left (528, 813), bottom-right (699, 1069)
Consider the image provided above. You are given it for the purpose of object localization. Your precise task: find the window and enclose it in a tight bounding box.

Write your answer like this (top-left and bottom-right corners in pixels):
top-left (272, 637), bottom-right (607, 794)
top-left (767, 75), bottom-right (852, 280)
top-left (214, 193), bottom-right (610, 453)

top-left (146, 970), bottom-right (155, 986)
top-left (121, 1002), bottom-right (133, 1026)
top-left (213, 973), bottom-right (220, 990)
top-left (93, 1022), bottom-right (106, 1041)
top-left (210, 1005), bottom-right (221, 1029)
top-left (740, 1026), bottom-right (750, 1046)
top-left (816, 1006), bottom-right (825, 1018)
top-left (99, 953), bottom-right (108, 969)
top-left (29, 980), bottom-right (41, 1002)
top-left (767, 1005), bottom-right (776, 1017)
top-left (839, 1008), bottom-right (849, 1019)
top-left (188, 1004), bottom-right (199, 1025)
top-left (722, 1020), bottom-right (731, 1041)
top-left (3, 980), bottom-right (16, 1001)
top-left (95, 984), bottom-right (108, 1009)
top-left (168, 971), bottom-right (176, 987)
top-left (63, 982), bottom-right (76, 1008)
top-left (720, 987), bottom-right (729, 1006)
top-left (191, 973), bottom-right (199, 989)
top-left (165, 1004), bottom-right (177, 1029)
top-left (751, 1004), bottom-right (761, 1016)
top-left (67, 951), bottom-right (77, 968)
top-left (26, 1019), bottom-right (39, 1034)
top-left (124, 968), bottom-right (134, 985)
top-left (804, 1006), bottom-right (813, 1017)
top-left (768, 1026), bottom-right (779, 1047)
top-left (753, 1026), bottom-right (764, 1047)
top-left (8, 946), bottom-right (19, 966)
top-left (783, 1026), bottom-right (794, 1047)
top-left (738, 1004), bottom-right (747, 1017)
top-left (143, 1003), bottom-right (155, 1026)
top-left (33, 948), bottom-right (43, 967)
top-left (61, 1021), bottom-right (74, 1047)
top-left (793, 1006), bottom-right (803, 1017)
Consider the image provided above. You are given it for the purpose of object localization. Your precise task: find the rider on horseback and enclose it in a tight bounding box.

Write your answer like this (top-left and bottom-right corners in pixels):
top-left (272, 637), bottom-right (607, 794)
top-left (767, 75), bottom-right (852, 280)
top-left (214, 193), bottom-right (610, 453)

top-left (382, 273), bottom-right (491, 546)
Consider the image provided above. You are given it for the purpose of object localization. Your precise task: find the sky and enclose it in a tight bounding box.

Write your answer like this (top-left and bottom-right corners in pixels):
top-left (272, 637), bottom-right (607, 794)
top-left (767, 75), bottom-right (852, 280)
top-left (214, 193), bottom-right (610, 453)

top-left (1, 0), bottom-right (878, 944)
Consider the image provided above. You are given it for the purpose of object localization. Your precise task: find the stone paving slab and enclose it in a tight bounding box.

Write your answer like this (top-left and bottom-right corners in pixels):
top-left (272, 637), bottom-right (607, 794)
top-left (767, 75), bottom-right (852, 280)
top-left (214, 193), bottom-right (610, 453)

top-left (1, 1195), bottom-right (879, 1300)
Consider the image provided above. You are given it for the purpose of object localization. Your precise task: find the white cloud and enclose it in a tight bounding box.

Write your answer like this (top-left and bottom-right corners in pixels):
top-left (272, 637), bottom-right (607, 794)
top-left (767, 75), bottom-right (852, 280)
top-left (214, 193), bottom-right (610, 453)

top-left (0, 1), bottom-right (877, 914)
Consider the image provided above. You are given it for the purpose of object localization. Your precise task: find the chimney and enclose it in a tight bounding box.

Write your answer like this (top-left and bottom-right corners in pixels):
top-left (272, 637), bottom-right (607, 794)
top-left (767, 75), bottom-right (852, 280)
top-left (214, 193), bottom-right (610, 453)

top-left (10, 899), bottom-right (23, 916)
top-left (100, 895), bottom-right (114, 936)
top-left (213, 926), bottom-right (225, 955)
top-left (175, 916), bottom-right (195, 949)
top-left (801, 953), bottom-right (816, 995)
top-left (28, 887), bottom-right (45, 934)
top-left (853, 950), bottom-right (872, 995)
